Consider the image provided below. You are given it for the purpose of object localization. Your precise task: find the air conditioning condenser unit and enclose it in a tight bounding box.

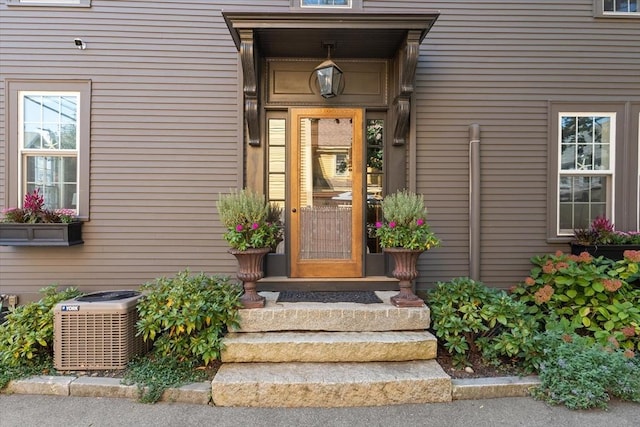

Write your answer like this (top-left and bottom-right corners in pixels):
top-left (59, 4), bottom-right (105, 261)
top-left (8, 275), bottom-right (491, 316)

top-left (54, 290), bottom-right (150, 370)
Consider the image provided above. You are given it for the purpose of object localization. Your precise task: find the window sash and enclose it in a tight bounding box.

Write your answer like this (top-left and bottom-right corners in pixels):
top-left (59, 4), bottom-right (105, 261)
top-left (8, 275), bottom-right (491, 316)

top-left (557, 113), bottom-right (615, 235)
top-left (18, 91), bottom-right (80, 213)
top-left (7, 0), bottom-right (90, 6)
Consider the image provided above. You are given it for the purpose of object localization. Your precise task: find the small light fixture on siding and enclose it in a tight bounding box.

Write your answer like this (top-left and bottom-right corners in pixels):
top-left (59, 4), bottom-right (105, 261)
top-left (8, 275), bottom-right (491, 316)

top-left (74, 38), bottom-right (87, 50)
top-left (314, 43), bottom-right (343, 98)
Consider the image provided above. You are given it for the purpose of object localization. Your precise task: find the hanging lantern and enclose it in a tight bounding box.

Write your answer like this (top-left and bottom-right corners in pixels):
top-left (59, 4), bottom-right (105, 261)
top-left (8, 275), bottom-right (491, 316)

top-left (314, 45), bottom-right (343, 98)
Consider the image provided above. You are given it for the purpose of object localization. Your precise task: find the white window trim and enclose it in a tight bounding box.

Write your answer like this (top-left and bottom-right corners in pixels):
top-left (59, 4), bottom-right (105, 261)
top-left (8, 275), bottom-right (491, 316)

top-left (556, 112), bottom-right (616, 236)
top-left (5, 80), bottom-right (91, 221)
top-left (7, 0), bottom-right (90, 7)
top-left (291, 0), bottom-right (362, 10)
top-left (18, 91), bottom-right (80, 213)
top-left (594, 0), bottom-right (640, 18)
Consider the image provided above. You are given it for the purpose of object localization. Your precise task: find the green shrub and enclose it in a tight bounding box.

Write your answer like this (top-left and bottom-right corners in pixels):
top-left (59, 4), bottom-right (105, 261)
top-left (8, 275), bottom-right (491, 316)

top-left (533, 330), bottom-right (640, 409)
top-left (0, 285), bottom-right (82, 389)
top-left (0, 285), bottom-right (82, 368)
top-left (136, 270), bottom-right (242, 366)
top-left (511, 251), bottom-right (640, 351)
top-left (427, 277), bottom-right (540, 370)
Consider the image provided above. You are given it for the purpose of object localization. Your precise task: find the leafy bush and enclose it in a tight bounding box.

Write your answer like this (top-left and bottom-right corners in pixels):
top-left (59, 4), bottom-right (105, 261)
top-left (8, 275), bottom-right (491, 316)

top-left (0, 285), bottom-right (82, 368)
top-left (511, 251), bottom-right (640, 351)
top-left (427, 277), bottom-right (540, 370)
top-left (136, 270), bottom-right (242, 366)
top-left (0, 285), bottom-right (82, 389)
top-left (533, 330), bottom-right (640, 409)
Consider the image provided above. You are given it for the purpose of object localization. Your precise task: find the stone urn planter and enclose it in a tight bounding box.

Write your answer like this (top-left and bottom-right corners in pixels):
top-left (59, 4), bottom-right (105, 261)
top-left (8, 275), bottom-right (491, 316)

top-left (229, 247), bottom-right (270, 309)
top-left (384, 247), bottom-right (426, 308)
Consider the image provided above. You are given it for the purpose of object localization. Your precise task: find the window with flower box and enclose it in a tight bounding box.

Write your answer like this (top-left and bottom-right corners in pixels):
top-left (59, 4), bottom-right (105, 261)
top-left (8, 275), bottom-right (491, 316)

top-left (5, 80), bottom-right (90, 220)
top-left (548, 102), bottom-right (640, 240)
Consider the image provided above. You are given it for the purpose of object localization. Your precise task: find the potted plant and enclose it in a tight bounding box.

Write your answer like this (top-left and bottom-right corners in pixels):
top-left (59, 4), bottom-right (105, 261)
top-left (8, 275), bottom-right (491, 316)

top-left (217, 188), bottom-right (283, 308)
top-left (375, 190), bottom-right (441, 307)
top-left (571, 216), bottom-right (640, 261)
top-left (0, 188), bottom-right (82, 246)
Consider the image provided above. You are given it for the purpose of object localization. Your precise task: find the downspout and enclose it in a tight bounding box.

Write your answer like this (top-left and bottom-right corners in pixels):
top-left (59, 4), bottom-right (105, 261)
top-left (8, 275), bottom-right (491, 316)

top-left (469, 124), bottom-right (481, 281)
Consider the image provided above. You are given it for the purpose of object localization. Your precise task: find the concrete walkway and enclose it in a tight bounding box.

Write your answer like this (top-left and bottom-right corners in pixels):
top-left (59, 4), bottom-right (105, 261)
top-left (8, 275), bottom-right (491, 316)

top-left (0, 394), bottom-right (638, 427)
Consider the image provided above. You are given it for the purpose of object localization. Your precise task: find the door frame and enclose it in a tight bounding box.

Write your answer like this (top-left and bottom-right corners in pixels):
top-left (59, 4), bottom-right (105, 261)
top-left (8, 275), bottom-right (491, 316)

top-left (289, 107), bottom-right (365, 278)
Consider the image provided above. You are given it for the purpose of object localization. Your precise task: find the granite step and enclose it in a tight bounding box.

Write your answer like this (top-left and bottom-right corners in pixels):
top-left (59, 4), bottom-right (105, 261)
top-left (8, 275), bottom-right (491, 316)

top-left (211, 360), bottom-right (452, 407)
top-left (233, 291), bottom-right (430, 332)
top-left (221, 331), bottom-right (437, 363)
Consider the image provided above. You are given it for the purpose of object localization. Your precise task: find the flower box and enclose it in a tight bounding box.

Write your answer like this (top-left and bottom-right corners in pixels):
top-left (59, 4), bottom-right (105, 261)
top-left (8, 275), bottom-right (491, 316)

top-left (569, 242), bottom-right (640, 261)
top-left (0, 222), bottom-right (83, 246)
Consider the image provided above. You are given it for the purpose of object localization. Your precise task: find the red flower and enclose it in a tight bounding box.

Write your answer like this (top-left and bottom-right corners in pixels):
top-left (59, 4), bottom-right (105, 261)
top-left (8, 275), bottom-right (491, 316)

top-left (623, 250), bottom-right (640, 263)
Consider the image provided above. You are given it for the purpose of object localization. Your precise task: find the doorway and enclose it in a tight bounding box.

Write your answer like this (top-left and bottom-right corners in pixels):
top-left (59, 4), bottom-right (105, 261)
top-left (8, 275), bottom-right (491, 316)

top-left (289, 108), bottom-right (364, 277)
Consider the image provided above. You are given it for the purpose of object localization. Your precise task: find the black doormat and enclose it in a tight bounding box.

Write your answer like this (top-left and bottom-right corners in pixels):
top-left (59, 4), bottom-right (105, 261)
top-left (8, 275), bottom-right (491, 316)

top-left (276, 291), bottom-right (383, 304)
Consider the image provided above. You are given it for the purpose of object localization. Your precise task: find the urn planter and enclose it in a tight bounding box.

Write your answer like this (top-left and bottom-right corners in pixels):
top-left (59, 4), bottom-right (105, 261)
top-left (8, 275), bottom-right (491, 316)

top-left (570, 242), bottom-right (640, 261)
top-left (229, 247), bottom-right (270, 309)
top-left (0, 222), bottom-right (83, 246)
top-left (384, 247), bottom-right (426, 308)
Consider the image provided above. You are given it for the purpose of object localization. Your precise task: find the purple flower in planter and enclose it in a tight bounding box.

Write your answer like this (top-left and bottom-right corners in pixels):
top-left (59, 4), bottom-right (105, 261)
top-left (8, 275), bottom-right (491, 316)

top-left (416, 218), bottom-right (425, 226)
top-left (389, 221), bottom-right (396, 229)
top-left (236, 224), bottom-right (244, 232)
top-left (252, 222), bottom-right (259, 230)
top-left (375, 221), bottom-right (383, 229)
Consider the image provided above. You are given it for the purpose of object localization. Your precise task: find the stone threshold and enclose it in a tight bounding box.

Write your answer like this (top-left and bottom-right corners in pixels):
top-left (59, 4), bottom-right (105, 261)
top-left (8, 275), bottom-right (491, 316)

top-left (3, 374), bottom-right (540, 405)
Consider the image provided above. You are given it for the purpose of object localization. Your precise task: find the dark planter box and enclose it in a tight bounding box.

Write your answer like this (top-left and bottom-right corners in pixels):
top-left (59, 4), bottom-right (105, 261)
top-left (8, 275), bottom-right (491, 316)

top-left (0, 222), bottom-right (83, 246)
top-left (570, 242), bottom-right (639, 261)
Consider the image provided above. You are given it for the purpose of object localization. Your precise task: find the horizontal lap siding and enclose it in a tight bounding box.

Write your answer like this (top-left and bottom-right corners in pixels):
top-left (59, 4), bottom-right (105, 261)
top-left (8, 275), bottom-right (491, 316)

top-left (368, 0), bottom-right (640, 288)
top-left (0, 1), bottom-right (289, 301)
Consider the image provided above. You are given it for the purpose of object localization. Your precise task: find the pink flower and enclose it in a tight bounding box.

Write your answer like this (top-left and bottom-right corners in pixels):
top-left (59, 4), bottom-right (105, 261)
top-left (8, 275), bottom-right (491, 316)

top-left (416, 218), bottom-right (425, 226)
top-left (252, 222), bottom-right (259, 230)
top-left (235, 224), bottom-right (243, 232)
top-left (375, 221), bottom-right (383, 228)
top-left (389, 221), bottom-right (396, 229)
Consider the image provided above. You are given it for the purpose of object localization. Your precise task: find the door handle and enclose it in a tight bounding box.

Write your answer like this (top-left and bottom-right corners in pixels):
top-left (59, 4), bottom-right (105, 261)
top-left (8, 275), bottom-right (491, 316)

top-left (292, 208), bottom-right (297, 213)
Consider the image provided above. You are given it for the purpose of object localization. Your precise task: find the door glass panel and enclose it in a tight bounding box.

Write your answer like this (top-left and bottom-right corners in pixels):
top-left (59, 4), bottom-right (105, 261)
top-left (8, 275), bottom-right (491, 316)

top-left (298, 117), bottom-right (353, 260)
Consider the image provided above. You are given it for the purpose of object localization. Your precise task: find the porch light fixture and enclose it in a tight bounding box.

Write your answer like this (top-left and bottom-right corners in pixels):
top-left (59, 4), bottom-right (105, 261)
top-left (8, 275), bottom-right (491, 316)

top-left (314, 43), bottom-right (343, 98)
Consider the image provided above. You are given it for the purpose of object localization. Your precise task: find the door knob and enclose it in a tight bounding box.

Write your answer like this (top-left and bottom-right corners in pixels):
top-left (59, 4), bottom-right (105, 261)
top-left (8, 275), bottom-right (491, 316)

top-left (292, 208), bottom-right (297, 213)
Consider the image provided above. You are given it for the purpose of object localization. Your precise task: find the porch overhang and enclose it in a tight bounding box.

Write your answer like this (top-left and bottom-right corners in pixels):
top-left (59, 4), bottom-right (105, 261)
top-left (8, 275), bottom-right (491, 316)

top-left (222, 11), bottom-right (440, 146)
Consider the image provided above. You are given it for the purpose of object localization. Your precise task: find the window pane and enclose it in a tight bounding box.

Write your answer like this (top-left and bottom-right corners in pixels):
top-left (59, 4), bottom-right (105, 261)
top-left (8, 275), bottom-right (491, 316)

top-left (559, 175), bottom-right (609, 232)
top-left (560, 115), bottom-right (611, 171)
top-left (25, 156), bottom-right (77, 210)
top-left (302, 0), bottom-right (350, 6)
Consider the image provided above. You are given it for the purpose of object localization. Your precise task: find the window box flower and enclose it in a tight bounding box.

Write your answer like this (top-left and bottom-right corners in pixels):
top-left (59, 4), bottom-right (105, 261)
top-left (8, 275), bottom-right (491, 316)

top-left (571, 216), bottom-right (640, 261)
top-left (1, 188), bottom-right (83, 247)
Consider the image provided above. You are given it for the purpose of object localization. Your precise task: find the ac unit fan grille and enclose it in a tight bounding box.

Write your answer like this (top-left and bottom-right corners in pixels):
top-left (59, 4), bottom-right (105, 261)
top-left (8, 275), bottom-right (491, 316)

top-left (54, 295), bottom-right (150, 370)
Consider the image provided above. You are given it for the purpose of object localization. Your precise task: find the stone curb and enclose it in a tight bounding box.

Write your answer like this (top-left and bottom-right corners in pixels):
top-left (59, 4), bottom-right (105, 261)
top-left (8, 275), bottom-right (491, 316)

top-left (3, 375), bottom-right (539, 405)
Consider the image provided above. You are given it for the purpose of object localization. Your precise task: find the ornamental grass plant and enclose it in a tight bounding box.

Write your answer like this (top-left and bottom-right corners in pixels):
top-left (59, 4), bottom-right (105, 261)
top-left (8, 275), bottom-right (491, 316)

top-left (375, 190), bottom-right (441, 251)
top-left (216, 188), bottom-right (283, 251)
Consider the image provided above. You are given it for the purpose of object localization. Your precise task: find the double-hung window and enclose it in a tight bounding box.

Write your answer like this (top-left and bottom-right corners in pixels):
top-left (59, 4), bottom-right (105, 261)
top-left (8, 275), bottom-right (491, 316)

top-left (557, 113), bottom-right (614, 235)
top-left (5, 80), bottom-right (90, 219)
top-left (595, 0), bottom-right (639, 17)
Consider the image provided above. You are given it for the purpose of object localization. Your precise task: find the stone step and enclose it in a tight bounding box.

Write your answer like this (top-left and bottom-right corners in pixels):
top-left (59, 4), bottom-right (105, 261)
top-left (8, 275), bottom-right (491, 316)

top-left (221, 331), bottom-right (437, 363)
top-left (211, 360), bottom-right (452, 407)
top-left (233, 291), bottom-right (430, 332)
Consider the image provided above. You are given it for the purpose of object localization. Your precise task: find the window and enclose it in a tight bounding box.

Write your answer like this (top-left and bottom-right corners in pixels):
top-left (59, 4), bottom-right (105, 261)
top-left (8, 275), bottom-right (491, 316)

top-left (5, 81), bottom-right (90, 219)
top-left (292, 0), bottom-right (361, 9)
top-left (301, 0), bottom-right (351, 7)
top-left (557, 113), bottom-right (614, 234)
top-left (595, 0), bottom-right (639, 16)
top-left (7, 0), bottom-right (90, 6)
top-left (549, 102), bottom-right (640, 240)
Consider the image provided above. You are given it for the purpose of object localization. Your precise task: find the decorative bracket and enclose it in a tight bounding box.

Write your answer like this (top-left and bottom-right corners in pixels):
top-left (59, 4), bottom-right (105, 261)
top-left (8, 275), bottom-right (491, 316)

top-left (393, 30), bottom-right (421, 146)
top-left (239, 29), bottom-right (260, 146)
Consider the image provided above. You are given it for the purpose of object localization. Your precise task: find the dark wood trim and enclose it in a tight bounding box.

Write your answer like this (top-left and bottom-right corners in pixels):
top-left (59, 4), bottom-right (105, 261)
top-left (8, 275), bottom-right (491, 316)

top-left (393, 30), bottom-right (420, 146)
top-left (239, 29), bottom-right (260, 146)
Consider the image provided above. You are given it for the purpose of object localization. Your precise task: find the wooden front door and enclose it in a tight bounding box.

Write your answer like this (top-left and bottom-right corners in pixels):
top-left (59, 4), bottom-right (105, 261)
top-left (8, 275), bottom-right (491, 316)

top-left (289, 108), bottom-right (364, 278)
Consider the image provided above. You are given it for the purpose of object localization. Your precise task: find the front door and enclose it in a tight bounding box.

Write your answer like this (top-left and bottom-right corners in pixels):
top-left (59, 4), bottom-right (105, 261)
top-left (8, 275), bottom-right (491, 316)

top-left (289, 108), bottom-right (364, 278)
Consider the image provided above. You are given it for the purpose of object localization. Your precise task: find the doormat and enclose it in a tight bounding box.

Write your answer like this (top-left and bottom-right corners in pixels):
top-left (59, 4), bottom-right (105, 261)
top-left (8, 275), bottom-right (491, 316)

top-left (276, 291), bottom-right (383, 304)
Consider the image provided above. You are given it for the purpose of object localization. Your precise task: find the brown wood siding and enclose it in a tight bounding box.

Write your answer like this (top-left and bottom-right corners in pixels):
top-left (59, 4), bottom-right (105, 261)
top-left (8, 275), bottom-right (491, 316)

top-left (1, 1), bottom-right (639, 300)
top-left (367, 0), bottom-right (640, 288)
top-left (0, 1), bottom-right (287, 302)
